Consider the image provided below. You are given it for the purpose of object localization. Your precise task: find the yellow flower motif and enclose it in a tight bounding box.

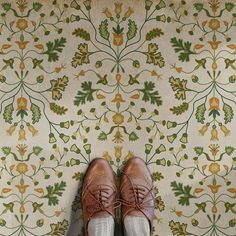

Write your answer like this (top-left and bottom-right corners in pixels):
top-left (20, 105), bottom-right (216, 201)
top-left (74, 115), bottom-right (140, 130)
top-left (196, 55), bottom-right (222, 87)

top-left (112, 93), bottom-right (125, 103)
top-left (35, 188), bottom-right (44, 194)
top-left (115, 73), bottom-right (121, 82)
top-left (103, 151), bottom-right (112, 162)
top-left (55, 210), bottom-right (63, 217)
top-left (16, 163), bottom-right (28, 174)
top-left (220, 125), bottom-right (230, 136)
top-left (209, 163), bottom-right (220, 174)
top-left (17, 0), bottom-right (28, 13)
top-left (209, 144), bottom-right (219, 157)
top-left (20, 61), bottom-right (25, 70)
top-left (9, 165), bottom-right (15, 171)
top-left (208, 19), bottom-right (220, 30)
top-left (20, 205), bottom-right (25, 213)
top-left (6, 125), bottom-right (16, 135)
top-left (16, 19), bottom-right (28, 30)
top-left (1, 44), bottom-right (12, 50)
top-left (124, 7), bottom-right (134, 18)
top-left (209, 97), bottom-right (220, 111)
top-left (96, 93), bottom-right (106, 99)
top-left (175, 211), bottom-right (183, 217)
top-left (124, 151), bottom-right (134, 161)
top-left (15, 184), bottom-right (29, 194)
top-left (16, 144), bottom-right (27, 156)
top-left (193, 188), bottom-right (204, 196)
top-left (115, 146), bottom-right (122, 159)
top-left (113, 130), bottom-right (123, 143)
top-left (31, 20), bottom-right (36, 27)
top-left (112, 113), bottom-right (124, 125)
top-left (15, 40), bottom-right (29, 50)
top-left (210, 128), bottom-right (218, 141)
top-left (227, 188), bottom-right (236, 196)
top-left (18, 128), bottom-right (26, 141)
top-left (212, 205), bottom-right (217, 213)
top-left (114, 2), bottom-right (122, 15)
top-left (31, 164), bottom-right (36, 172)
top-left (27, 124), bottom-right (38, 136)
top-left (113, 33), bottom-right (124, 46)
top-left (17, 97), bottom-right (28, 111)
top-left (227, 44), bottom-right (236, 50)
top-left (34, 44), bottom-right (44, 50)
top-left (199, 125), bottom-right (208, 136)
top-left (130, 93), bottom-right (140, 99)
top-left (2, 188), bottom-right (12, 193)
top-left (212, 61), bottom-right (217, 70)
top-left (103, 8), bottom-right (112, 19)
top-left (209, 0), bottom-right (220, 13)
top-left (208, 184), bottom-right (221, 194)
top-left (208, 40), bottom-right (221, 50)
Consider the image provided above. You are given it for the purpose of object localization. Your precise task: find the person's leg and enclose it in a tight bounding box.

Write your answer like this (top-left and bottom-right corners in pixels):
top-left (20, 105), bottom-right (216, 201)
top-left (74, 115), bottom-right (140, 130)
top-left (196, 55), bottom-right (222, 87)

top-left (124, 216), bottom-right (150, 236)
top-left (120, 157), bottom-right (154, 236)
top-left (82, 158), bottom-right (117, 236)
top-left (88, 216), bottom-right (115, 236)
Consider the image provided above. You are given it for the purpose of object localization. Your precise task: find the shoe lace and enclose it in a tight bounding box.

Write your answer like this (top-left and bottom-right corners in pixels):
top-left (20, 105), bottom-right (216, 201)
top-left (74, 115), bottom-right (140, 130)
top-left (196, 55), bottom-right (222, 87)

top-left (120, 173), bottom-right (154, 216)
top-left (85, 183), bottom-right (120, 214)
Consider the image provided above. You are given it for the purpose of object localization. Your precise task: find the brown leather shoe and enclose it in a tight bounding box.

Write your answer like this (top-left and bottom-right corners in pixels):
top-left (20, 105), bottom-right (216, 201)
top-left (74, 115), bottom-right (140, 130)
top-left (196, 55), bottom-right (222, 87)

top-left (120, 157), bottom-right (155, 233)
top-left (82, 158), bottom-right (118, 236)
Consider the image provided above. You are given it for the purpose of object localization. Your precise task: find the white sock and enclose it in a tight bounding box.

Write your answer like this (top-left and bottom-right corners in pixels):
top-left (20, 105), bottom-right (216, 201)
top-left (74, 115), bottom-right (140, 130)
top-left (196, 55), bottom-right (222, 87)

top-left (88, 215), bottom-right (115, 236)
top-left (124, 216), bottom-right (150, 236)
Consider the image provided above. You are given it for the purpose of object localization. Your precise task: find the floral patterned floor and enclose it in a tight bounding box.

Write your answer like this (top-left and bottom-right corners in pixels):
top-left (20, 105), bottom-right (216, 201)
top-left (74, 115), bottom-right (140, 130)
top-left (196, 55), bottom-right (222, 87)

top-left (0, 0), bottom-right (236, 235)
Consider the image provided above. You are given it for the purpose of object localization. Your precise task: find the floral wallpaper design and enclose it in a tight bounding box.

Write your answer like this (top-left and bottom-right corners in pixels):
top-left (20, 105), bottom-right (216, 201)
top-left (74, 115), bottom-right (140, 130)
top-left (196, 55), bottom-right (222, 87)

top-left (0, 0), bottom-right (235, 235)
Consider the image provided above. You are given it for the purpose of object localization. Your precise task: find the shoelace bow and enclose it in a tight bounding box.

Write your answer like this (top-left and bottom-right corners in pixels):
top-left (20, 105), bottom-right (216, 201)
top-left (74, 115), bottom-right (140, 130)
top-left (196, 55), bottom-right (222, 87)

top-left (119, 172), bottom-right (154, 217)
top-left (85, 184), bottom-right (120, 214)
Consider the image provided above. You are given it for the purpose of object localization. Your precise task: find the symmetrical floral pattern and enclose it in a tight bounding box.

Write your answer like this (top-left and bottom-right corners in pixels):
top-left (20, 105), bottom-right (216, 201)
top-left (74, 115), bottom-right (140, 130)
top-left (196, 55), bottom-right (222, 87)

top-left (0, 0), bottom-right (236, 235)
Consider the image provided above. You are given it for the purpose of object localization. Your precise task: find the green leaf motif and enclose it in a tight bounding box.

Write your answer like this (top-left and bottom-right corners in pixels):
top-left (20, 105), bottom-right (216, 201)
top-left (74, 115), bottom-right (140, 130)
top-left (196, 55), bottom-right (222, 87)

top-left (170, 102), bottom-right (188, 115)
top-left (99, 19), bottom-right (109, 40)
top-left (30, 103), bottom-right (41, 124)
top-left (152, 172), bottom-right (164, 181)
top-left (225, 2), bottom-right (235, 12)
top-left (146, 28), bottom-right (164, 41)
top-left (194, 3), bottom-right (204, 11)
top-left (3, 103), bottom-right (14, 124)
top-left (170, 37), bottom-right (195, 62)
top-left (139, 81), bottom-right (162, 106)
top-left (1, 147), bottom-right (11, 155)
top-left (225, 146), bottom-right (235, 156)
top-left (50, 75), bottom-right (69, 100)
top-left (49, 219), bottom-right (69, 236)
top-left (72, 28), bottom-right (90, 41)
top-left (33, 146), bottom-right (43, 155)
top-left (126, 19), bottom-right (137, 40)
top-left (129, 132), bottom-right (139, 141)
top-left (146, 43), bottom-right (165, 67)
top-left (98, 132), bottom-right (107, 141)
top-left (43, 37), bottom-right (66, 62)
top-left (49, 103), bottom-right (68, 115)
top-left (171, 181), bottom-right (195, 206)
top-left (169, 220), bottom-right (188, 236)
top-left (71, 43), bottom-right (90, 67)
top-left (44, 181), bottom-right (66, 206)
top-left (223, 103), bottom-right (234, 124)
top-left (194, 146), bottom-right (203, 155)
top-left (169, 77), bottom-right (188, 100)
top-left (195, 103), bottom-right (206, 124)
top-left (1, 3), bottom-right (11, 11)
top-left (74, 81), bottom-right (97, 106)
top-left (33, 2), bottom-right (43, 12)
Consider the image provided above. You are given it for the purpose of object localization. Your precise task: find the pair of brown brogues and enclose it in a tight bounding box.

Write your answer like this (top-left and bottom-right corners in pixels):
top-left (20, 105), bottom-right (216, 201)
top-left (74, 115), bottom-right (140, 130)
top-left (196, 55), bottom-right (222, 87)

top-left (82, 157), bottom-right (155, 235)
